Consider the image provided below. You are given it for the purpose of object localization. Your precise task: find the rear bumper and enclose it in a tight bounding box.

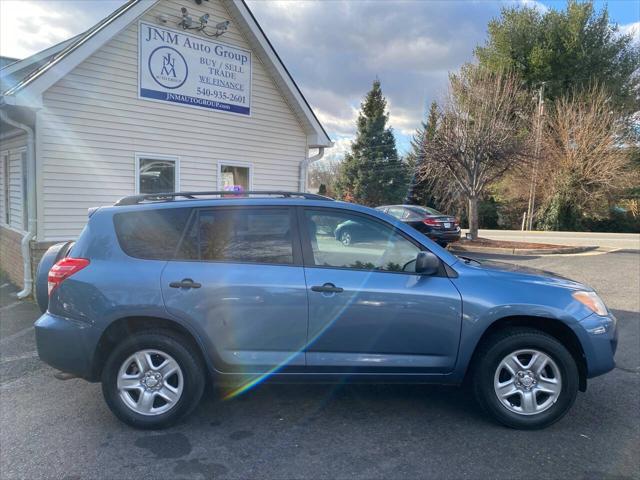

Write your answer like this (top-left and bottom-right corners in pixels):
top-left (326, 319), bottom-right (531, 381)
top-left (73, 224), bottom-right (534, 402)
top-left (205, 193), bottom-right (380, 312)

top-left (577, 312), bottom-right (618, 378)
top-left (34, 312), bottom-right (98, 380)
top-left (426, 228), bottom-right (461, 243)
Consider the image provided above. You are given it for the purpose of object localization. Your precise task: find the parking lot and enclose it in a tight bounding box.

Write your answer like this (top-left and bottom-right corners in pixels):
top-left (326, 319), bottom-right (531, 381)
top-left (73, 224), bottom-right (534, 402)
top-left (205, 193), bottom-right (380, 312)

top-left (1, 249), bottom-right (638, 479)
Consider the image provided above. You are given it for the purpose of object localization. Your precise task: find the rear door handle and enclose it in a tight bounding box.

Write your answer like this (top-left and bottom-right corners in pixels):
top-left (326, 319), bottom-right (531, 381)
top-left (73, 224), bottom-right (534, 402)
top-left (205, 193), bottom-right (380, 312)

top-left (311, 283), bottom-right (344, 293)
top-left (169, 278), bottom-right (202, 289)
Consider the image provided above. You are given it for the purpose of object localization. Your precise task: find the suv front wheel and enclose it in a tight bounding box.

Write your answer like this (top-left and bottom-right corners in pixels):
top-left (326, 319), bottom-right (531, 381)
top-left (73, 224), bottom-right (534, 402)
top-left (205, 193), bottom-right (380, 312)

top-left (101, 331), bottom-right (205, 429)
top-left (472, 327), bottom-right (579, 429)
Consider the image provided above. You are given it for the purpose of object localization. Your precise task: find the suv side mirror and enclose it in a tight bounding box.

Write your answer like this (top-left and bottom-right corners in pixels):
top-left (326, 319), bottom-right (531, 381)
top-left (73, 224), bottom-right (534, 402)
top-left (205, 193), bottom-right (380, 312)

top-left (415, 251), bottom-right (440, 275)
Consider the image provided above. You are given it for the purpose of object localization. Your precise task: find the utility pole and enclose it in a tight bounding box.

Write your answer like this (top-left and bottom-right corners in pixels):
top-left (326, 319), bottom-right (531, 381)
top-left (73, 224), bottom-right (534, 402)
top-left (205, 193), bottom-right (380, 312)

top-left (524, 82), bottom-right (545, 231)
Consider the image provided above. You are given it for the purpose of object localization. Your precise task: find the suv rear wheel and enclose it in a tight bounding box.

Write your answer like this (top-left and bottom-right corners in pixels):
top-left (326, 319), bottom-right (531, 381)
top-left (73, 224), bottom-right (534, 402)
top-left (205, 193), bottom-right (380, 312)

top-left (472, 327), bottom-right (578, 429)
top-left (101, 331), bottom-right (205, 429)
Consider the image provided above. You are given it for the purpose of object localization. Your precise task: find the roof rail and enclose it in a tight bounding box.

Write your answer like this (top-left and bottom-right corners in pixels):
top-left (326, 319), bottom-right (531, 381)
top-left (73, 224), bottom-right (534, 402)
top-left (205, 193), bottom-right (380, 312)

top-left (114, 190), bottom-right (334, 206)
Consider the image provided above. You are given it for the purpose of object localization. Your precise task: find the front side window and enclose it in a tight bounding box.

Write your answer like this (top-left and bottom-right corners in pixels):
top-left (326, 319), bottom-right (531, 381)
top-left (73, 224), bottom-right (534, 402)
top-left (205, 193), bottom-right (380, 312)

top-left (304, 209), bottom-right (420, 272)
top-left (180, 208), bottom-right (293, 265)
top-left (137, 157), bottom-right (177, 194)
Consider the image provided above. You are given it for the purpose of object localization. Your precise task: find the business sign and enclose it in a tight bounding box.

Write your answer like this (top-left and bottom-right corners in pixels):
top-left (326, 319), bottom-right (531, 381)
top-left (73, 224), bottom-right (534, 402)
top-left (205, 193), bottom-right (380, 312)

top-left (139, 21), bottom-right (252, 115)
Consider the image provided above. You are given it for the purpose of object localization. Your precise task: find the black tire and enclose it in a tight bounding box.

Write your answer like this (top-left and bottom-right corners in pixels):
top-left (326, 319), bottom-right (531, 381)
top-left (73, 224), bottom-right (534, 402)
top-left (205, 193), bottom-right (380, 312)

top-left (437, 241), bottom-right (448, 248)
top-left (472, 327), bottom-right (578, 430)
top-left (101, 330), bottom-right (205, 429)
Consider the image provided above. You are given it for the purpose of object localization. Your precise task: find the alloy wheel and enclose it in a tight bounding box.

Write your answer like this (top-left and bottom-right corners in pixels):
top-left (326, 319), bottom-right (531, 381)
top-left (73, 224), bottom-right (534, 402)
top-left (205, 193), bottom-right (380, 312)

top-left (117, 349), bottom-right (184, 416)
top-left (493, 349), bottom-right (562, 416)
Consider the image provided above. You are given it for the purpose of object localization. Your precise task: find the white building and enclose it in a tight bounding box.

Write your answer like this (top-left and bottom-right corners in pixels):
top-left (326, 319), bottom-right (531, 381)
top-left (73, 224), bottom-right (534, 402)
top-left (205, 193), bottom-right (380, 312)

top-left (0, 0), bottom-right (332, 294)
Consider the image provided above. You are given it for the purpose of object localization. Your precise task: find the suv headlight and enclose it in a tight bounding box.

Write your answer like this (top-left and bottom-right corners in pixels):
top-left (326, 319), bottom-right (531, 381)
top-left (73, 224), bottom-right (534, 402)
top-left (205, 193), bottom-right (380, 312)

top-left (572, 291), bottom-right (608, 316)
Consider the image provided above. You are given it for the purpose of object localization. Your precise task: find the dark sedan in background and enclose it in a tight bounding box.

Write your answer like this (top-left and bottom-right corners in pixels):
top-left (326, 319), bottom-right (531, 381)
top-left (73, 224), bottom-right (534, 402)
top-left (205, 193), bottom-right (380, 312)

top-left (376, 205), bottom-right (461, 247)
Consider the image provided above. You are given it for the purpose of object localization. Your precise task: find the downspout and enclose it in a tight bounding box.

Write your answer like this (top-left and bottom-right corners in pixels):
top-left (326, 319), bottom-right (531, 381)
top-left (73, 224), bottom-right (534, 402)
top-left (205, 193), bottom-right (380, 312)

top-left (0, 110), bottom-right (36, 299)
top-left (299, 147), bottom-right (325, 192)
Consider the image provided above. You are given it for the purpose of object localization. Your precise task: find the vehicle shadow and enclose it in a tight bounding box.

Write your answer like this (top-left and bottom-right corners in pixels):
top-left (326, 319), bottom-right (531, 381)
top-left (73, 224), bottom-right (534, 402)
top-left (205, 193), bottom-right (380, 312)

top-left (183, 307), bottom-right (638, 435)
top-left (190, 381), bottom-right (486, 432)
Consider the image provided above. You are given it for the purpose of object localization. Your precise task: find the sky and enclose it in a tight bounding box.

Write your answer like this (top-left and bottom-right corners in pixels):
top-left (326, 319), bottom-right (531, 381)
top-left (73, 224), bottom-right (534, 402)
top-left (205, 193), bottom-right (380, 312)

top-left (1, 0), bottom-right (638, 161)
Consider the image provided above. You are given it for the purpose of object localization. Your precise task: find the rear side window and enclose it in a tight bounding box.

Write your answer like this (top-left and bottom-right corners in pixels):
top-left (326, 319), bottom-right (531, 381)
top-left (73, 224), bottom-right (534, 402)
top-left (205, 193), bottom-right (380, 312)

top-left (114, 208), bottom-right (192, 259)
top-left (178, 208), bottom-right (294, 265)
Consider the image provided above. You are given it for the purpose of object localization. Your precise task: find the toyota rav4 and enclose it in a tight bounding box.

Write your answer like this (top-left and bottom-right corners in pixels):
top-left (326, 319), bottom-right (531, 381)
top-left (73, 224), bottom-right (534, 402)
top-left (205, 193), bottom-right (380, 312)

top-left (34, 191), bottom-right (617, 430)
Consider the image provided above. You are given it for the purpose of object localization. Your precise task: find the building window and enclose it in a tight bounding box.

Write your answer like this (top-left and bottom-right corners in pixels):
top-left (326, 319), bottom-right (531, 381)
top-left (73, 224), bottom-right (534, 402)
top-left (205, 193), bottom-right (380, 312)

top-left (1, 152), bottom-right (9, 225)
top-left (135, 154), bottom-right (179, 194)
top-left (219, 163), bottom-right (252, 193)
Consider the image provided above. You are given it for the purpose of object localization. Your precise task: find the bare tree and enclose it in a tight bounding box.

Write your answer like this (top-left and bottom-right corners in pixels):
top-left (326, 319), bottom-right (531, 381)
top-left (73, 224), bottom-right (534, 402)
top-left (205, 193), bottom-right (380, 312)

top-left (308, 159), bottom-right (342, 198)
top-left (418, 159), bottom-right (467, 214)
top-left (536, 85), bottom-right (637, 229)
top-left (421, 66), bottom-right (530, 239)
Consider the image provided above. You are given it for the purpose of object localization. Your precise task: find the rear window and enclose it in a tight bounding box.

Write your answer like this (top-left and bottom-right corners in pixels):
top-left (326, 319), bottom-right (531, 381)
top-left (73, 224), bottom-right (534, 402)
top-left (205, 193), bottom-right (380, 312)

top-left (407, 206), bottom-right (442, 216)
top-left (387, 207), bottom-right (406, 219)
top-left (114, 208), bottom-right (192, 260)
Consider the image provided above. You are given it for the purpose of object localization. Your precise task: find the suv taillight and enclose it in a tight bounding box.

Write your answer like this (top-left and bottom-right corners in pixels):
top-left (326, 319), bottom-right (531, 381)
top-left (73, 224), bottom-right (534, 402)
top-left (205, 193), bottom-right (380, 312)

top-left (48, 257), bottom-right (90, 296)
top-left (422, 217), bottom-right (439, 226)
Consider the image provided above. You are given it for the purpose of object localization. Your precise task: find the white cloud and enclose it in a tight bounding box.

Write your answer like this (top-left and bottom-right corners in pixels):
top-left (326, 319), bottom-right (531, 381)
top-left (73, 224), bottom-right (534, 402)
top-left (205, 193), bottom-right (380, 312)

top-left (315, 107), bottom-right (359, 137)
top-left (323, 136), bottom-right (353, 163)
top-left (247, 0), bottom-right (499, 156)
top-left (619, 21), bottom-right (640, 44)
top-left (0, 0), bottom-right (126, 59)
top-left (516, 0), bottom-right (549, 14)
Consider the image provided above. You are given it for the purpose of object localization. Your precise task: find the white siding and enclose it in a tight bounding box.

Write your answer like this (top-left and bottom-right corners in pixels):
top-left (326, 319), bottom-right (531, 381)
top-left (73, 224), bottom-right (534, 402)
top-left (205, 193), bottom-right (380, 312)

top-left (39, 0), bottom-right (308, 241)
top-left (0, 132), bottom-right (27, 232)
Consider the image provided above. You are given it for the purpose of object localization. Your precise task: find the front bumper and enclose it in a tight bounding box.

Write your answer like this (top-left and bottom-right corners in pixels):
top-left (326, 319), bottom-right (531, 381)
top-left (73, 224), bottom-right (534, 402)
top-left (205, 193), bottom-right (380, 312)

top-left (34, 312), bottom-right (98, 380)
top-left (576, 311), bottom-right (618, 378)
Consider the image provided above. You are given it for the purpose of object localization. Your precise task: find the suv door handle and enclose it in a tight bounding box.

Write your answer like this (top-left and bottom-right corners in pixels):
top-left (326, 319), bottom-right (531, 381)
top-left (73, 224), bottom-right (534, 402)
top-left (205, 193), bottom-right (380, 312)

top-left (311, 283), bottom-right (344, 293)
top-left (169, 279), bottom-right (202, 289)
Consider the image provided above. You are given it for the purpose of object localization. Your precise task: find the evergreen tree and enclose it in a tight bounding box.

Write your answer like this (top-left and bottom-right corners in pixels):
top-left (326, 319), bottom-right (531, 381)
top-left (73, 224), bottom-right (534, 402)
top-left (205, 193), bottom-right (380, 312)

top-left (406, 101), bottom-right (439, 206)
top-left (474, 0), bottom-right (639, 112)
top-left (336, 80), bottom-right (409, 206)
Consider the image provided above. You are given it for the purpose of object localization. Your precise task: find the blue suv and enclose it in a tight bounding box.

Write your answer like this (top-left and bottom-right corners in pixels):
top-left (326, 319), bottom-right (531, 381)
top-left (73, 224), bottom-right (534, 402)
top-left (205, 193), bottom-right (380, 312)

top-left (34, 191), bottom-right (617, 430)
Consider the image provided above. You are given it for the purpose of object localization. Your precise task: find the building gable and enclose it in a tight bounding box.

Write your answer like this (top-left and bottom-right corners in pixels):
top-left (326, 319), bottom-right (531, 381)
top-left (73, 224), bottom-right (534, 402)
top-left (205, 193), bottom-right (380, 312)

top-left (1, 0), bottom-right (330, 148)
top-left (34, 0), bottom-right (321, 240)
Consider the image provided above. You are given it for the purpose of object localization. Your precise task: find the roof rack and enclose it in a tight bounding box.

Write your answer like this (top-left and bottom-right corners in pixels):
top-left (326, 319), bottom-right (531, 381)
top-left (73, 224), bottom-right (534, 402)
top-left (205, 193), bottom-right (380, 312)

top-left (114, 191), bottom-right (334, 206)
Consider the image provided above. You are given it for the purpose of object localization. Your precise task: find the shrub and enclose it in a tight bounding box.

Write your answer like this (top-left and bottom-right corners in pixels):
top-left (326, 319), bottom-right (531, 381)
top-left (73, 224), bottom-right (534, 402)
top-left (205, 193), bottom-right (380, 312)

top-left (583, 210), bottom-right (640, 233)
top-left (537, 191), bottom-right (583, 231)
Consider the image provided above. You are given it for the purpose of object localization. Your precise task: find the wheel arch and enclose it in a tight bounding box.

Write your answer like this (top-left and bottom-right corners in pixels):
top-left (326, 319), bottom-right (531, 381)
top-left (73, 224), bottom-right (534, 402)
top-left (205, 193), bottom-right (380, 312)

top-left (90, 316), bottom-right (208, 382)
top-left (465, 315), bottom-right (588, 392)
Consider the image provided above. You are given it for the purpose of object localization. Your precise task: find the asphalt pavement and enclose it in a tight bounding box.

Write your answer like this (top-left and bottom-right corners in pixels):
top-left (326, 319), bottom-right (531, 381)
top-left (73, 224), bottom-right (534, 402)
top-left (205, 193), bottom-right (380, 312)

top-left (0, 250), bottom-right (638, 479)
